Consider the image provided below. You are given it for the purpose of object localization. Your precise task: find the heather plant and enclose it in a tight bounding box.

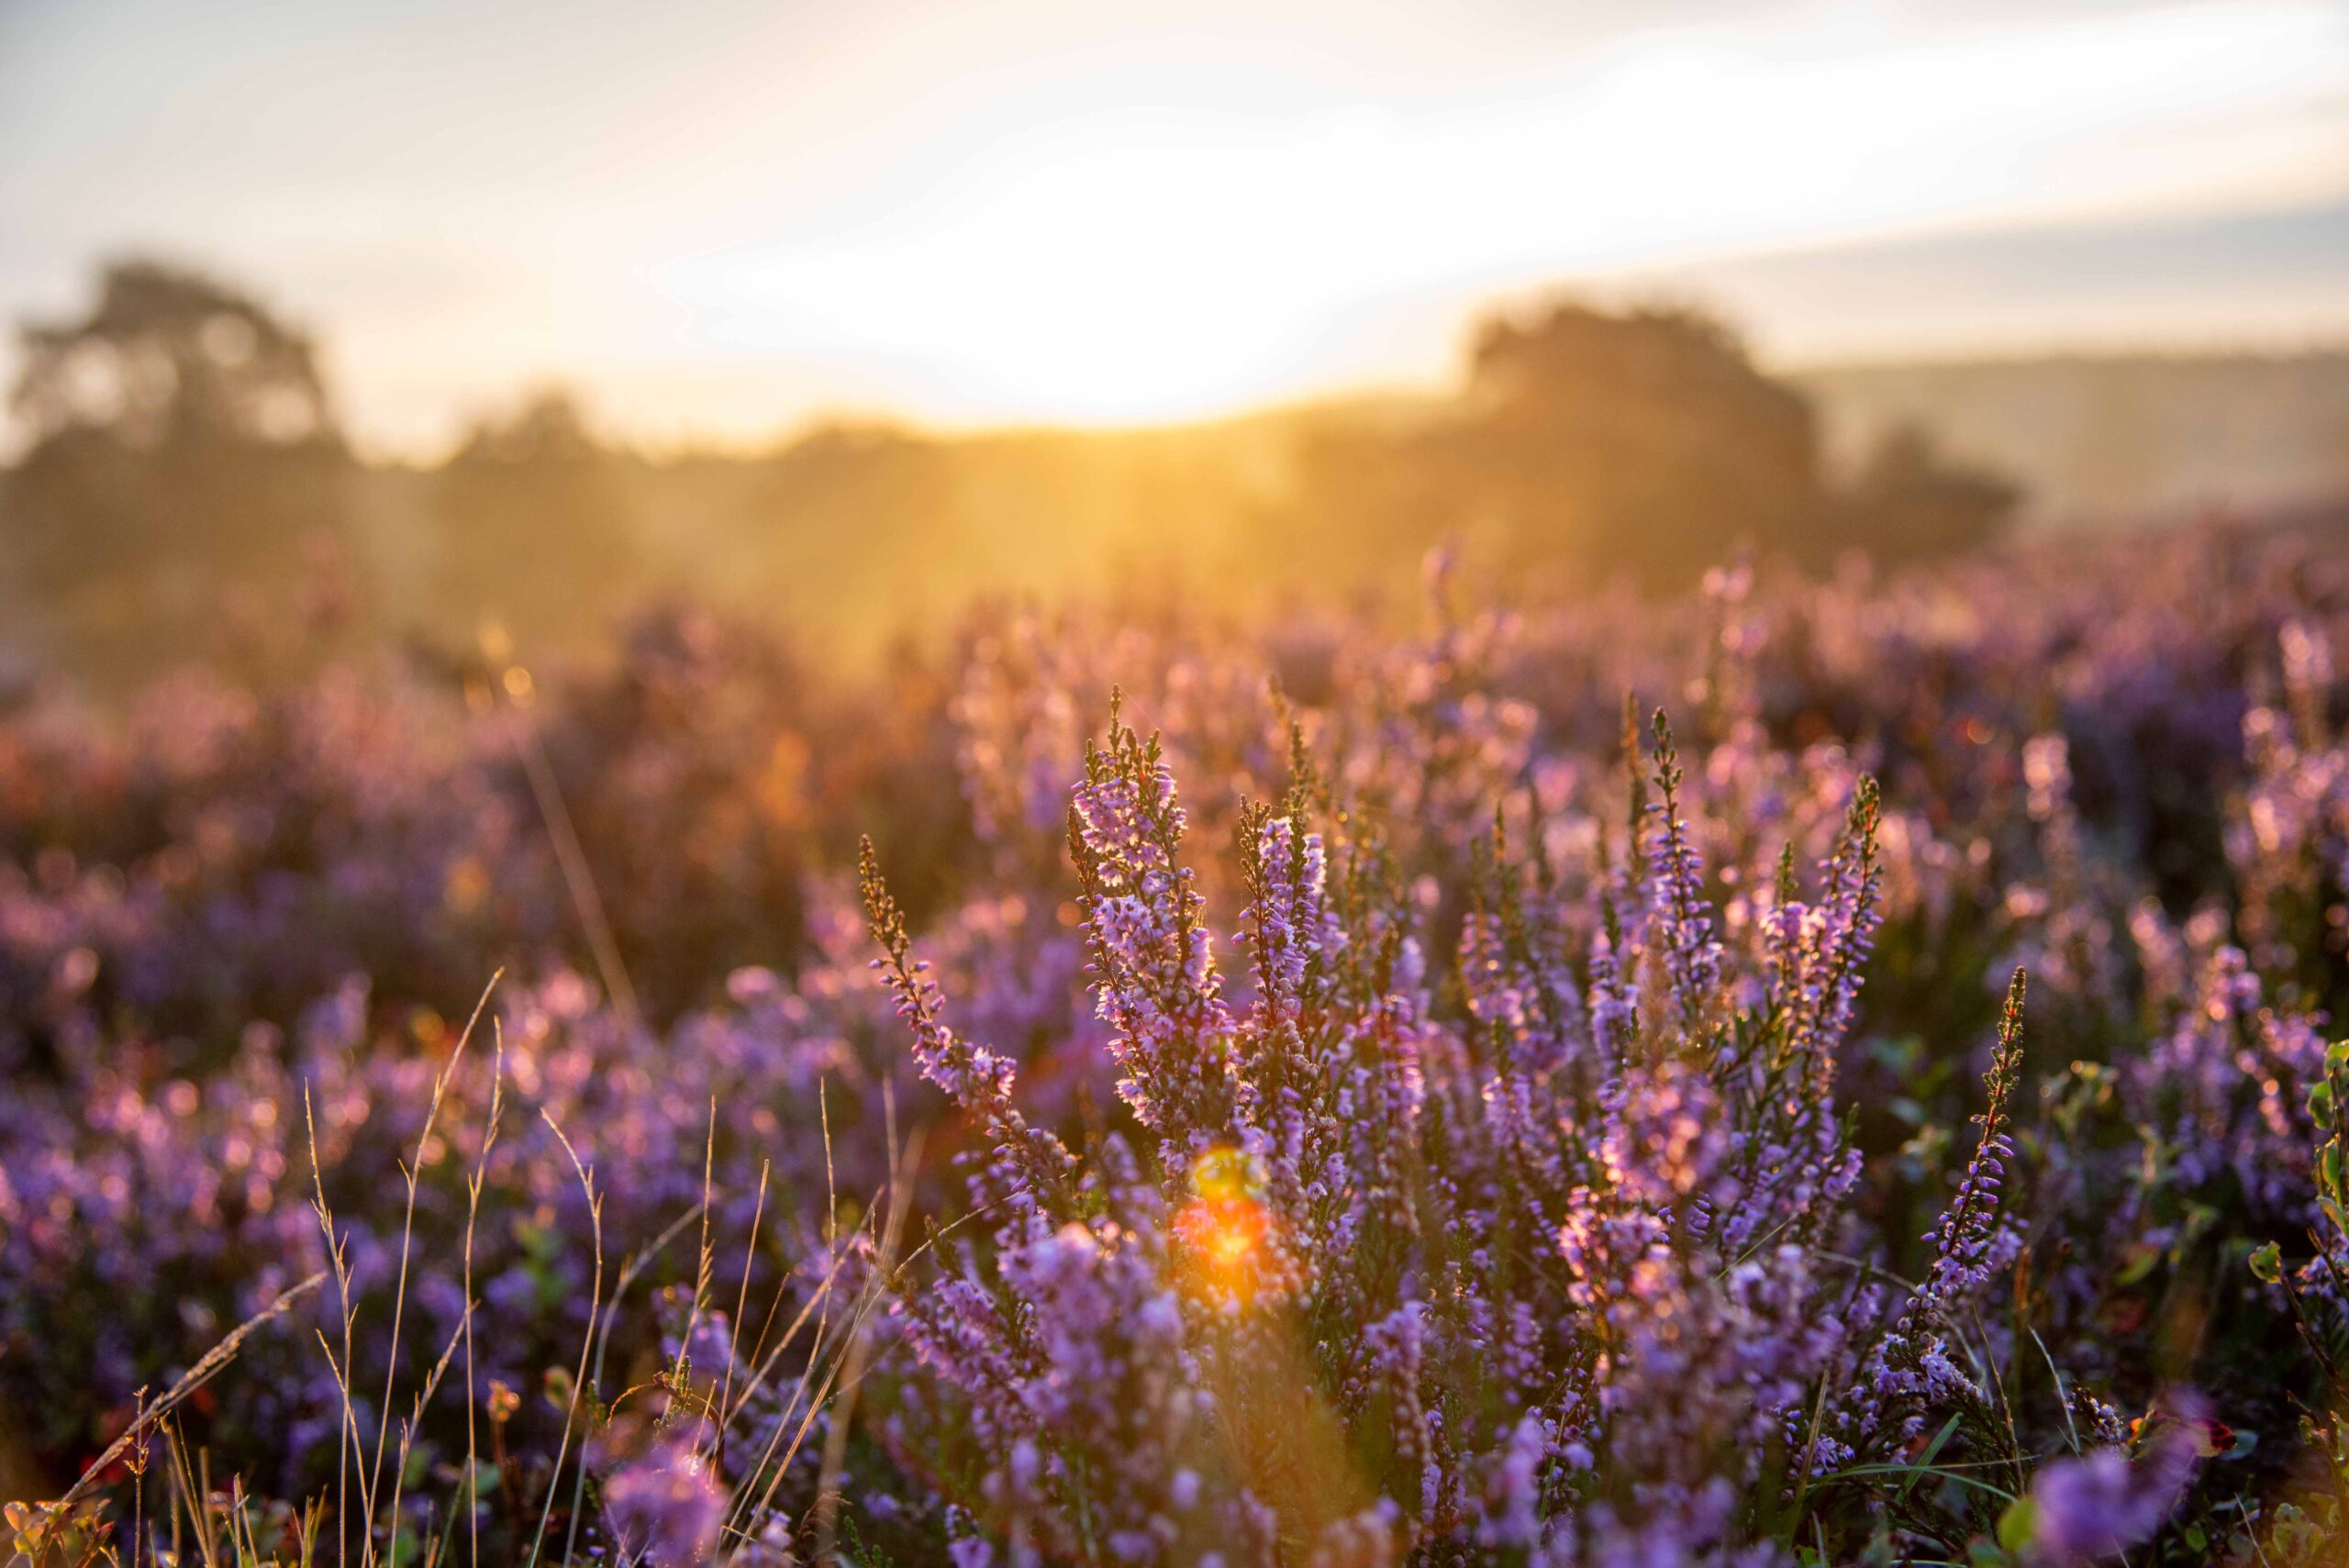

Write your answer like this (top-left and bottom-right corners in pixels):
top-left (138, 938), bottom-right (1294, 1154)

top-left (2, 528), bottom-right (2346, 1566)
top-left (857, 694), bottom-right (2078, 1562)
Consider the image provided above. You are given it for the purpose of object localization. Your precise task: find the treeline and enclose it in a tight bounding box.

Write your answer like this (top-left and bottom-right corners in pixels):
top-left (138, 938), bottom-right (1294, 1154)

top-left (1, 258), bottom-right (2018, 688)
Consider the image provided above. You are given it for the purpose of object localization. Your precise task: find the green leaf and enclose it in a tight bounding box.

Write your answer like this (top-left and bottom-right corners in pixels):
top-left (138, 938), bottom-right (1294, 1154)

top-left (2250, 1240), bottom-right (2284, 1284)
top-left (1998, 1496), bottom-right (2037, 1553)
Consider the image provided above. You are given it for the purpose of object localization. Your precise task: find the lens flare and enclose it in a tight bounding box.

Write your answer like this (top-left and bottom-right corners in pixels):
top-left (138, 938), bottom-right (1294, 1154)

top-left (1177, 1146), bottom-right (1278, 1306)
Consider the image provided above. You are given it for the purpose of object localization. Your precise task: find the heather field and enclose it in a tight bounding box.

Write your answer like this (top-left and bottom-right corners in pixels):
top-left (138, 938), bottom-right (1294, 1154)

top-left (0, 528), bottom-right (2340, 1567)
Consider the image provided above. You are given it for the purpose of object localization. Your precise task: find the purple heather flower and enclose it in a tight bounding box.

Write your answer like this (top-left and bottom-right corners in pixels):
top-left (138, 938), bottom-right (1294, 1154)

top-left (1644, 713), bottom-right (1724, 1033)
top-left (1917, 969), bottom-right (2029, 1319)
top-left (2027, 1395), bottom-right (2214, 1566)
top-left (594, 1425), bottom-right (725, 1568)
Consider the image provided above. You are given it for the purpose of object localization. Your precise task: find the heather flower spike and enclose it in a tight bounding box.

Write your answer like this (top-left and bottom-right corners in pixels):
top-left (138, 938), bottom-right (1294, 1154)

top-left (1066, 693), bottom-right (1238, 1149)
top-left (1646, 707), bottom-right (1723, 1040)
top-left (862, 833), bottom-right (1076, 1210)
top-left (1921, 966), bottom-right (2029, 1319)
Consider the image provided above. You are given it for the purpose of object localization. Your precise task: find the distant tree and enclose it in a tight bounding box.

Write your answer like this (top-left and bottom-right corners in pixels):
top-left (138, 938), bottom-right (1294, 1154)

top-left (1834, 424), bottom-right (2022, 563)
top-left (429, 386), bottom-right (651, 652)
top-left (5, 257), bottom-right (357, 676)
top-left (13, 260), bottom-right (338, 450)
top-left (1452, 301), bottom-right (1825, 586)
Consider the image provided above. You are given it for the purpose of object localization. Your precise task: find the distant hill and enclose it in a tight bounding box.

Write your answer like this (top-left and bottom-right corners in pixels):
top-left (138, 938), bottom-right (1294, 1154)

top-left (1793, 350), bottom-right (2349, 529)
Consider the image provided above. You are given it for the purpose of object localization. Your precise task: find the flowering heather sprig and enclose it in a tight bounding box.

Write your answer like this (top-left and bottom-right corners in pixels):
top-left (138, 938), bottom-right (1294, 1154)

top-left (859, 837), bottom-right (1075, 1211)
top-left (1230, 796), bottom-right (1354, 1223)
top-left (1067, 695), bottom-right (1237, 1145)
top-left (1918, 967), bottom-right (2029, 1319)
top-left (1236, 800), bottom-right (1340, 1033)
top-left (1847, 969), bottom-right (2032, 1451)
top-left (1585, 895), bottom-right (1640, 1064)
top-left (1460, 810), bottom-right (1587, 1092)
top-left (861, 840), bottom-right (1017, 1108)
top-left (1797, 777), bottom-right (1885, 1077)
top-left (1645, 710), bottom-right (1723, 1040)
top-left (1709, 778), bottom-right (1887, 1258)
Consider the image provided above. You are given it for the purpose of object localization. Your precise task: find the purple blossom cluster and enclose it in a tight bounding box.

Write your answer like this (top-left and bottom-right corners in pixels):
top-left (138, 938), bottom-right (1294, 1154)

top-left (3, 525), bottom-right (2348, 1565)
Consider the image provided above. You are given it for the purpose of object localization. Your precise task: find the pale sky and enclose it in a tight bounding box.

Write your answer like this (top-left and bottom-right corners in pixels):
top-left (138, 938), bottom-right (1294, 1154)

top-left (4, 0), bottom-right (2347, 458)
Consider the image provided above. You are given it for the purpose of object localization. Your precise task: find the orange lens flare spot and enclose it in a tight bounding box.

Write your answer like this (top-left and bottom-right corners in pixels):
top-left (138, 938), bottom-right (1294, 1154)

top-left (1190, 1145), bottom-right (1257, 1204)
top-left (1178, 1195), bottom-right (1271, 1282)
top-left (1208, 1210), bottom-right (1261, 1266)
top-left (1174, 1148), bottom-right (1284, 1306)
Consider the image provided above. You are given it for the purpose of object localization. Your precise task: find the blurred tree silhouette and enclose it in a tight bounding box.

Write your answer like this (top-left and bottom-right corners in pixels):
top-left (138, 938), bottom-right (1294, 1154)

top-left (14, 260), bottom-right (336, 447)
top-left (1275, 299), bottom-right (2021, 587)
top-left (1834, 423), bottom-right (2021, 564)
top-left (5, 258), bottom-right (357, 677)
top-left (429, 386), bottom-right (651, 655)
top-left (1455, 301), bottom-right (1823, 584)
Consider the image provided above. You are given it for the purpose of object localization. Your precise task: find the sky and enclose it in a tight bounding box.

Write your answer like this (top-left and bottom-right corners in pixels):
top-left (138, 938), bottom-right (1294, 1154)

top-left (4, 0), bottom-right (2347, 458)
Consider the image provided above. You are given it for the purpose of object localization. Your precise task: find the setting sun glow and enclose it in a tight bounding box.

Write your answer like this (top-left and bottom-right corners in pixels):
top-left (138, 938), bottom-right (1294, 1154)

top-left (6, 0), bottom-right (2343, 450)
top-left (647, 0), bottom-right (2348, 428)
